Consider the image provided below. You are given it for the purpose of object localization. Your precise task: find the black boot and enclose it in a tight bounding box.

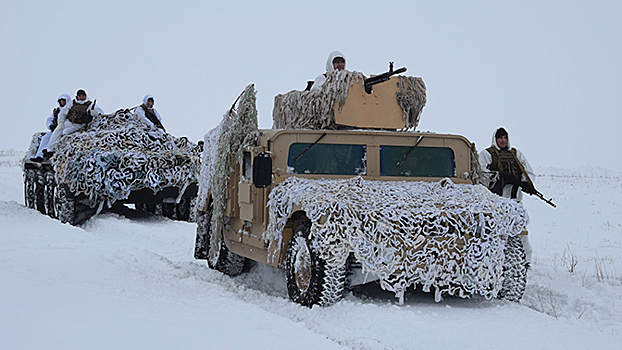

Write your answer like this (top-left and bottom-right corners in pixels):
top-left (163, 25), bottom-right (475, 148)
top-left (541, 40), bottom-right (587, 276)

top-left (42, 150), bottom-right (54, 160)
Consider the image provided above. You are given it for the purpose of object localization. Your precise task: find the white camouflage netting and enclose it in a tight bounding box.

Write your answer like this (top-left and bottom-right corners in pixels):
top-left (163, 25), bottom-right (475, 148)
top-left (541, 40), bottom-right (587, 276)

top-left (197, 84), bottom-right (260, 264)
top-left (266, 176), bottom-right (529, 301)
top-left (272, 70), bottom-right (426, 130)
top-left (35, 109), bottom-right (200, 208)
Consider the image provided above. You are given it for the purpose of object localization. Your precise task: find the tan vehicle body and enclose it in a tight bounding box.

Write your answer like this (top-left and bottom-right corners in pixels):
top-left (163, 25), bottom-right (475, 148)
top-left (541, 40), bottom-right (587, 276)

top-left (215, 129), bottom-right (475, 269)
top-left (196, 75), bottom-right (528, 306)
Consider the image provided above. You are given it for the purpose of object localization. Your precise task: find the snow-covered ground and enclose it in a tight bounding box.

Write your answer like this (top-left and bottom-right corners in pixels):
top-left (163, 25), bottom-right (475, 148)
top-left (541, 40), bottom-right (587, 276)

top-left (1, 150), bottom-right (621, 349)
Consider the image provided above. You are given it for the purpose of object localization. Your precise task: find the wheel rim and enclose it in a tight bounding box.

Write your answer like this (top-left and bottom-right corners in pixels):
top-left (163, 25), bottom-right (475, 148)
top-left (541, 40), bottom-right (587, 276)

top-left (293, 237), bottom-right (312, 293)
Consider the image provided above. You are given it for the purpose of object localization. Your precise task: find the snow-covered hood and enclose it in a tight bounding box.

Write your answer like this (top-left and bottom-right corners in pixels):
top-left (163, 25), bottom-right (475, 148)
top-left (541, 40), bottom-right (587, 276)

top-left (325, 50), bottom-right (346, 72)
top-left (265, 176), bottom-right (529, 301)
top-left (490, 127), bottom-right (512, 150)
top-left (142, 94), bottom-right (155, 107)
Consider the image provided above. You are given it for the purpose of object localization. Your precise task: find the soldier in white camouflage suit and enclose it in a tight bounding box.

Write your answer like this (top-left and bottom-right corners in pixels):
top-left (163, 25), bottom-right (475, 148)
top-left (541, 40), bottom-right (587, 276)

top-left (479, 127), bottom-right (536, 266)
top-left (310, 51), bottom-right (346, 91)
top-left (44, 89), bottom-right (104, 158)
top-left (135, 94), bottom-right (165, 131)
top-left (31, 93), bottom-right (70, 162)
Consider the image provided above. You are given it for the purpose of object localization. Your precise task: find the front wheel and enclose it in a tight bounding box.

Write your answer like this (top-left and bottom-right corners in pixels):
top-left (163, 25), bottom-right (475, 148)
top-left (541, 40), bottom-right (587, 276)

top-left (44, 171), bottom-right (56, 218)
top-left (498, 235), bottom-right (528, 302)
top-left (285, 221), bottom-right (346, 307)
top-left (24, 169), bottom-right (36, 209)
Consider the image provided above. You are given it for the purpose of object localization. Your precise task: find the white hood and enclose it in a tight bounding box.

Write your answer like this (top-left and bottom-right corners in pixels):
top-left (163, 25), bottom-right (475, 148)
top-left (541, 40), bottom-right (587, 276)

top-left (142, 94), bottom-right (155, 106)
top-left (490, 127), bottom-right (511, 150)
top-left (57, 94), bottom-right (70, 106)
top-left (74, 93), bottom-right (91, 104)
top-left (325, 50), bottom-right (346, 72)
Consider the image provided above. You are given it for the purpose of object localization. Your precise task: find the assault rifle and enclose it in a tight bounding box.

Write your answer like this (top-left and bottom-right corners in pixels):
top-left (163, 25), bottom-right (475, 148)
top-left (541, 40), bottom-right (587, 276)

top-left (508, 152), bottom-right (557, 208)
top-left (531, 189), bottom-right (557, 208)
top-left (364, 61), bottom-right (407, 94)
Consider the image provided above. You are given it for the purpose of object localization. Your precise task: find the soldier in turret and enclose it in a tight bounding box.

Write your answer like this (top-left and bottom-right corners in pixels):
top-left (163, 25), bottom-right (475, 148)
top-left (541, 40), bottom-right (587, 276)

top-left (44, 89), bottom-right (104, 158)
top-left (309, 51), bottom-right (346, 91)
top-left (135, 94), bottom-right (165, 131)
top-left (31, 93), bottom-right (70, 162)
top-left (479, 127), bottom-right (536, 266)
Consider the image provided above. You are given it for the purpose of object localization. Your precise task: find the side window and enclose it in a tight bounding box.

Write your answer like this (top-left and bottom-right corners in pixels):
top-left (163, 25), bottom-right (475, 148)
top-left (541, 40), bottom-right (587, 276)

top-left (242, 151), bottom-right (252, 181)
top-left (287, 143), bottom-right (366, 175)
top-left (380, 146), bottom-right (455, 177)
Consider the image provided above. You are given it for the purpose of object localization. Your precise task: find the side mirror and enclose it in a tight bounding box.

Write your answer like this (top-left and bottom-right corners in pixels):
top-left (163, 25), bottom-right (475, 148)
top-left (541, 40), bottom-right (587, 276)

top-left (252, 153), bottom-right (272, 188)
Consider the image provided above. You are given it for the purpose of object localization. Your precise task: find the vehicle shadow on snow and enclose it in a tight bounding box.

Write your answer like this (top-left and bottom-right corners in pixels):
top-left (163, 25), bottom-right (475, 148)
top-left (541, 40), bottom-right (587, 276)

top-left (349, 283), bottom-right (505, 308)
top-left (233, 261), bottom-right (504, 309)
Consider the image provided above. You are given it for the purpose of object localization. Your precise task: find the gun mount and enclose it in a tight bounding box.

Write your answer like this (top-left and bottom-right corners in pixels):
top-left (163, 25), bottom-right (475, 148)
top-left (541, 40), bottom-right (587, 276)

top-left (364, 62), bottom-right (407, 94)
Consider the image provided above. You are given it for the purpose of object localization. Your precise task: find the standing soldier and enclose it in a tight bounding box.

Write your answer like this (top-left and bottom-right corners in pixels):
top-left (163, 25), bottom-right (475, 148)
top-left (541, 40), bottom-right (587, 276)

top-left (479, 127), bottom-right (536, 267)
top-left (135, 94), bottom-right (165, 131)
top-left (31, 93), bottom-right (70, 162)
top-left (310, 51), bottom-right (347, 91)
top-left (44, 89), bottom-right (104, 158)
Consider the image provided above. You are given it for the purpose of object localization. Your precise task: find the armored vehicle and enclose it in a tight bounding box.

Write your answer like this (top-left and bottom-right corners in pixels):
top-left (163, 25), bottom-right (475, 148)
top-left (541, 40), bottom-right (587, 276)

top-left (23, 109), bottom-right (200, 225)
top-left (194, 68), bottom-right (529, 306)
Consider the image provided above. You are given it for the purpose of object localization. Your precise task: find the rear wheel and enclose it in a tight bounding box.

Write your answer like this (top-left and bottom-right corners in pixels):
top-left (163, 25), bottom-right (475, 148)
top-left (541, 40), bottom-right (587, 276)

top-left (55, 185), bottom-right (76, 224)
top-left (195, 204), bottom-right (246, 276)
top-left (286, 221), bottom-right (346, 307)
top-left (55, 185), bottom-right (96, 225)
top-left (498, 235), bottom-right (528, 302)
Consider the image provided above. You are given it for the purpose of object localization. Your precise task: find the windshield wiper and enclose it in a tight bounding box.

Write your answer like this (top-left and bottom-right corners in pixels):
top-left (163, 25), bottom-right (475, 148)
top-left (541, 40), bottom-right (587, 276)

top-left (396, 135), bottom-right (424, 168)
top-left (295, 132), bottom-right (327, 161)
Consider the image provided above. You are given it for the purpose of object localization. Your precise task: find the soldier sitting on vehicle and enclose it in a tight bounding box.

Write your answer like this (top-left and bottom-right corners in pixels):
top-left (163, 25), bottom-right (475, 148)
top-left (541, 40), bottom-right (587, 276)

top-left (31, 93), bottom-right (70, 162)
top-left (309, 51), bottom-right (347, 91)
top-left (135, 94), bottom-right (165, 131)
top-left (44, 89), bottom-right (104, 158)
top-left (479, 127), bottom-right (536, 266)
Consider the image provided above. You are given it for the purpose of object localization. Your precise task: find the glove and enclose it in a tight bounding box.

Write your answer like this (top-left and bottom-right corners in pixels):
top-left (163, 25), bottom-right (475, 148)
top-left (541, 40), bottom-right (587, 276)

top-left (520, 181), bottom-right (537, 195)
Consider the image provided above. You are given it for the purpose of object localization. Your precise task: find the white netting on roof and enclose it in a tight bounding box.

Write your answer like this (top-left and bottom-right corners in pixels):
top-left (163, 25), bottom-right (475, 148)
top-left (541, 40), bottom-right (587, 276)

top-left (48, 109), bottom-right (200, 208)
top-left (272, 70), bottom-right (427, 130)
top-left (196, 84), bottom-right (260, 264)
top-left (265, 176), bottom-right (529, 301)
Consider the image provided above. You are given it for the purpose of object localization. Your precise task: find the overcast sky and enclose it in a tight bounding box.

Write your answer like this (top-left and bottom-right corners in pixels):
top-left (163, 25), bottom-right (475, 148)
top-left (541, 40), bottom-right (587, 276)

top-left (2, 0), bottom-right (621, 171)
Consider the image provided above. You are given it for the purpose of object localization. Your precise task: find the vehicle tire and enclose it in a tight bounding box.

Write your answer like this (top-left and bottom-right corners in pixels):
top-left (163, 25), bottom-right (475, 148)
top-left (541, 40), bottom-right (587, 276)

top-left (196, 205), bottom-right (246, 276)
top-left (24, 169), bottom-right (36, 209)
top-left (34, 170), bottom-right (46, 214)
top-left (286, 220), bottom-right (347, 307)
top-left (144, 202), bottom-right (158, 214)
top-left (176, 197), bottom-right (191, 221)
top-left (162, 202), bottom-right (175, 219)
top-left (498, 235), bottom-right (528, 302)
top-left (209, 241), bottom-right (247, 277)
top-left (55, 185), bottom-right (76, 224)
top-left (44, 171), bottom-right (56, 218)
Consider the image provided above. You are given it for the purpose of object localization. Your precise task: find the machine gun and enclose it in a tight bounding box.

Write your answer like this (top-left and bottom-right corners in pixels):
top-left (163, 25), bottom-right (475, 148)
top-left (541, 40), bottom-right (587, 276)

top-left (364, 61), bottom-right (407, 94)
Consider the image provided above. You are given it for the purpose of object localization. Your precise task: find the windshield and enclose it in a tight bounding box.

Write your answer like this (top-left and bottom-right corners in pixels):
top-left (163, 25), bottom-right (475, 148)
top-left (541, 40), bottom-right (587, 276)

top-left (288, 143), bottom-right (366, 175)
top-left (380, 145), bottom-right (455, 177)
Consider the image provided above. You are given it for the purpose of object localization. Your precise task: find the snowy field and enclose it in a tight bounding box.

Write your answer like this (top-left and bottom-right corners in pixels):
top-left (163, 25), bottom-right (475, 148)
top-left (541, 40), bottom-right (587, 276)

top-left (1, 149), bottom-right (621, 349)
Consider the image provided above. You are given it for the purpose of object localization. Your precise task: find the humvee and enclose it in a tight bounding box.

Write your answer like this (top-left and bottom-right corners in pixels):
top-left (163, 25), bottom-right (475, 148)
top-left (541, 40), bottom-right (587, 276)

top-left (194, 70), bottom-right (529, 306)
top-left (23, 110), bottom-right (200, 225)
